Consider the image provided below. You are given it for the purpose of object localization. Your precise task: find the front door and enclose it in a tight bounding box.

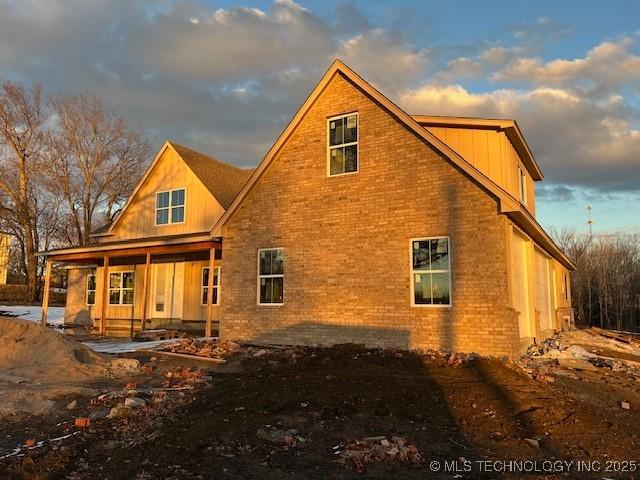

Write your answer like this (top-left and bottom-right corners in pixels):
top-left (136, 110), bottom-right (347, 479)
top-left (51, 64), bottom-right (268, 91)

top-left (149, 262), bottom-right (184, 319)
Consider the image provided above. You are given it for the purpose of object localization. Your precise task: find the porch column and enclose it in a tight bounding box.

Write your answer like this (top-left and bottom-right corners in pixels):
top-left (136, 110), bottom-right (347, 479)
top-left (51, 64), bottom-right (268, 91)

top-left (99, 255), bottom-right (110, 336)
top-left (140, 252), bottom-right (151, 332)
top-left (205, 246), bottom-right (216, 337)
top-left (40, 259), bottom-right (52, 326)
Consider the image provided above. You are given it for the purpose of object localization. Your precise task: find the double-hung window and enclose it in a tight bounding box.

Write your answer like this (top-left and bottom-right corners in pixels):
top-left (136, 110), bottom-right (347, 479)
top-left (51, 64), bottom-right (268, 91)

top-left (258, 248), bottom-right (284, 305)
top-left (156, 188), bottom-right (185, 225)
top-left (86, 274), bottom-right (96, 306)
top-left (108, 271), bottom-right (135, 305)
top-left (411, 237), bottom-right (451, 306)
top-left (328, 113), bottom-right (358, 176)
top-left (201, 266), bottom-right (221, 306)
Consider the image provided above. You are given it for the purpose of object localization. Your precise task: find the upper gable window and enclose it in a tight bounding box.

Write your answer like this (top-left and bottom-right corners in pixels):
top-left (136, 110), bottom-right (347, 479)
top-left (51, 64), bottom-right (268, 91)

top-left (328, 113), bottom-right (358, 176)
top-left (156, 188), bottom-right (185, 225)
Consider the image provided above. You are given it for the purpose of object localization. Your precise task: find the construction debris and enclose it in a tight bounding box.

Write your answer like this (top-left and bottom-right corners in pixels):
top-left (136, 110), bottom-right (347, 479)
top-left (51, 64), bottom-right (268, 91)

top-left (335, 436), bottom-right (422, 472)
top-left (147, 338), bottom-right (308, 363)
top-left (124, 397), bottom-right (146, 408)
top-left (590, 327), bottom-right (640, 346)
top-left (557, 357), bottom-right (598, 371)
top-left (155, 338), bottom-right (241, 360)
top-left (521, 327), bottom-right (640, 383)
top-left (74, 418), bottom-right (90, 428)
top-left (524, 437), bottom-right (541, 449)
top-left (133, 329), bottom-right (185, 342)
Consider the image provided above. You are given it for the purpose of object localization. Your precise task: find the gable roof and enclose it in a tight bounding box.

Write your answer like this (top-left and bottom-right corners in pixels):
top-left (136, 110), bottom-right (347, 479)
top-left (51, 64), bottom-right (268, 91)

top-left (96, 141), bottom-right (252, 237)
top-left (210, 59), bottom-right (574, 270)
top-left (412, 115), bottom-right (543, 181)
top-left (170, 142), bottom-right (254, 209)
top-left (212, 59), bottom-right (523, 232)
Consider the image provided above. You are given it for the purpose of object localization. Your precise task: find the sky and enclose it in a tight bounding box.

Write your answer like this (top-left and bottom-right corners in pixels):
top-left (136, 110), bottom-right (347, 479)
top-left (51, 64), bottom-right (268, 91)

top-left (0, 0), bottom-right (639, 234)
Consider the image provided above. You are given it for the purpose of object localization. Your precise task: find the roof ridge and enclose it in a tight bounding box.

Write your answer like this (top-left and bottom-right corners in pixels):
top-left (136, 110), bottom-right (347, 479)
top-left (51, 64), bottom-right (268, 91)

top-left (169, 141), bottom-right (254, 209)
top-left (167, 141), bottom-right (253, 172)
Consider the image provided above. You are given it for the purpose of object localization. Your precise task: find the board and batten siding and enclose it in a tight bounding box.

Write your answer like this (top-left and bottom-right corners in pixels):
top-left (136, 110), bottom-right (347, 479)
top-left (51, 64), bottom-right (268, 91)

top-left (425, 126), bottom-right (536, 215)
top-left (182, 259), bottom-right (221, 322)
top-left (83, 259), bottom-right (220, 330)
top-left (102, 146), bottom-right (225, 242)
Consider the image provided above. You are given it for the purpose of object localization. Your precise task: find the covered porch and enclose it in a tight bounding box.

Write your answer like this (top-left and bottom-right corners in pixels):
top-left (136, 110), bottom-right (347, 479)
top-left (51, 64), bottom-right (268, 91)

top-left (39, 235), bottom-right (222, 337)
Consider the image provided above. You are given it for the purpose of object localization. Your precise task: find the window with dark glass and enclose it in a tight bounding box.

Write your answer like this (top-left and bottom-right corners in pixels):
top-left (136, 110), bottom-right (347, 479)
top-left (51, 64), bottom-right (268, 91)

top-left (156, 188), bottom-right (185, 225)
top-left (258, 248), bottom-right (284, 305)
top-left (201, 266), bottom-right (220, 306)
top-left (518, 166), bottom-right (527, 204)
top-left (86, 274), bottom-right (96, 306)
top-left (328, 113), bottom-right (358, 175)
top-left (108, 271), bottom-right (134, 305)
top-left (411, 237), bottom-right (451, 306)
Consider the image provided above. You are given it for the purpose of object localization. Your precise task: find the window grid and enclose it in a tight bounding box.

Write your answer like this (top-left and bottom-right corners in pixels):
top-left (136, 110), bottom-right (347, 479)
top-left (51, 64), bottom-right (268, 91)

top-left (410, 237), bottom-right (452, 307)
top-left (257, 248), bottom-right (284, 305)
top-left (327, 112), bottom-right (358, 176)
top-left (108, 271), bottom-right (135, 305)
top-left (86, 273), bottom-right (96, 306)
top-left (156, 188), bottom-right (186, 226)
top-left (201, 266), bottom-right (221, 306)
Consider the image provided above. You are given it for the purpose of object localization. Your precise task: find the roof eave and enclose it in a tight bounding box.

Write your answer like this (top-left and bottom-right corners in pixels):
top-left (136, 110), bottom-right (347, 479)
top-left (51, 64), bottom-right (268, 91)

top-left (508, 208), bottom-right (576, 270)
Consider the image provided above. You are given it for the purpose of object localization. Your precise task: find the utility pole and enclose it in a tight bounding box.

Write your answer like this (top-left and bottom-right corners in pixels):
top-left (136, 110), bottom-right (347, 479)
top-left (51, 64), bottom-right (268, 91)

top-left (586, 205), bottom-right (594, 236)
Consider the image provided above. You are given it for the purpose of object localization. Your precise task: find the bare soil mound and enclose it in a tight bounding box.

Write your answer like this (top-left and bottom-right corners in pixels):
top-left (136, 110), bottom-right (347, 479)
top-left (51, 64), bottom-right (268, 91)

top-left (0, 317), bottom-right (109, 382)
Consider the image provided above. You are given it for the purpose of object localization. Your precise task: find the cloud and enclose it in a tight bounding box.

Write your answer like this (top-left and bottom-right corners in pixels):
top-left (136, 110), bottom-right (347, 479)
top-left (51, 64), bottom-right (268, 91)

top-left (336, 28), bottom-right (431, 92)
top-left (0, 0), bottom-right (638, 199)
top-left (536, 185), bottom-right (577, 203)
top-left (0, 0), bottom-right (428, 166)
top-left (131, 0), bottom-right (335, 82)
top-left (493, 37), bottom-right (640, 97)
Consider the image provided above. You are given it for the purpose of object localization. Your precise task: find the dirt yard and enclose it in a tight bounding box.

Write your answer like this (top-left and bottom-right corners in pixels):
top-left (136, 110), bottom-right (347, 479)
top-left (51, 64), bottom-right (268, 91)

top-left (1, 326), bottom-right (640, 479)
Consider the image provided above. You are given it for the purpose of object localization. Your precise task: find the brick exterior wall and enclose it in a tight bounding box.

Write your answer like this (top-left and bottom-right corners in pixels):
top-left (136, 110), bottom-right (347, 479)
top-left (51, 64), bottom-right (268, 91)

top-left (219, 73), bottom-right (521, 357)
top-left (65, 268), bottom-right (93, 325)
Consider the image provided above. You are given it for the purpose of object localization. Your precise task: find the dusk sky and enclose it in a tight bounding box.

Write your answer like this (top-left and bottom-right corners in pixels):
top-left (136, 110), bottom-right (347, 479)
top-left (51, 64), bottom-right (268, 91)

top-left (1, 0), bottom-right (639, 234)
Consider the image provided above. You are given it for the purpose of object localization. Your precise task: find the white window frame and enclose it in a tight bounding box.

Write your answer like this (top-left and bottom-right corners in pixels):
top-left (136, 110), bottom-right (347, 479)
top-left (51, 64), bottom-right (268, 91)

top-left (257, 248), bottom-right (284, 306)
top-left (86, 273), bottom-right (96, 306)
top-left (108, 271), bottom-right (135, 306)
top-left (327, 112), bottom-right (359, 177)
top-left (155, 188), bottom-right (186, 226)
top-left (410, 236), bottom-right (452, 308)
top-left (200, 266), bottom-right (221, 306)
top-left (518, 166), bottom-right (527, 205)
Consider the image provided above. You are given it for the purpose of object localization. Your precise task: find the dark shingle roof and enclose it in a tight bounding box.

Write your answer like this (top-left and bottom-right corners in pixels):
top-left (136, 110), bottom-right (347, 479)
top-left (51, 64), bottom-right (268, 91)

top-left (91, 222), bottom-right (112, 235)
top-left (169, 142), bottom-right (254, 209)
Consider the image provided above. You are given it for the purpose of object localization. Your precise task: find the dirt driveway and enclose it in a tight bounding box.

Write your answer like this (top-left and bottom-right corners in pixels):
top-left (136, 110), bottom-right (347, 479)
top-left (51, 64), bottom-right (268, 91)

top-left (2, 340), bottom-right (639, 480)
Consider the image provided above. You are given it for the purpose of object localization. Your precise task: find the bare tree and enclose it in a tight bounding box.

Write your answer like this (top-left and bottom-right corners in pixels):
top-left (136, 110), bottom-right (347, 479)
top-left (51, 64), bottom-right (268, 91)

top-left (553, 228), bottom-right (640, 332)
top-left (46, 94), bottom-right (150, 246)
top-left (0, 81), bottom-right (48, 301)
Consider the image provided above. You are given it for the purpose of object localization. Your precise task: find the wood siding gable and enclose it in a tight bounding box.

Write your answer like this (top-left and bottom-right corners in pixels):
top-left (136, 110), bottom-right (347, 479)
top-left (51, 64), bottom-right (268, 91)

top-left (101, 142), bottom-right (225, 242)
